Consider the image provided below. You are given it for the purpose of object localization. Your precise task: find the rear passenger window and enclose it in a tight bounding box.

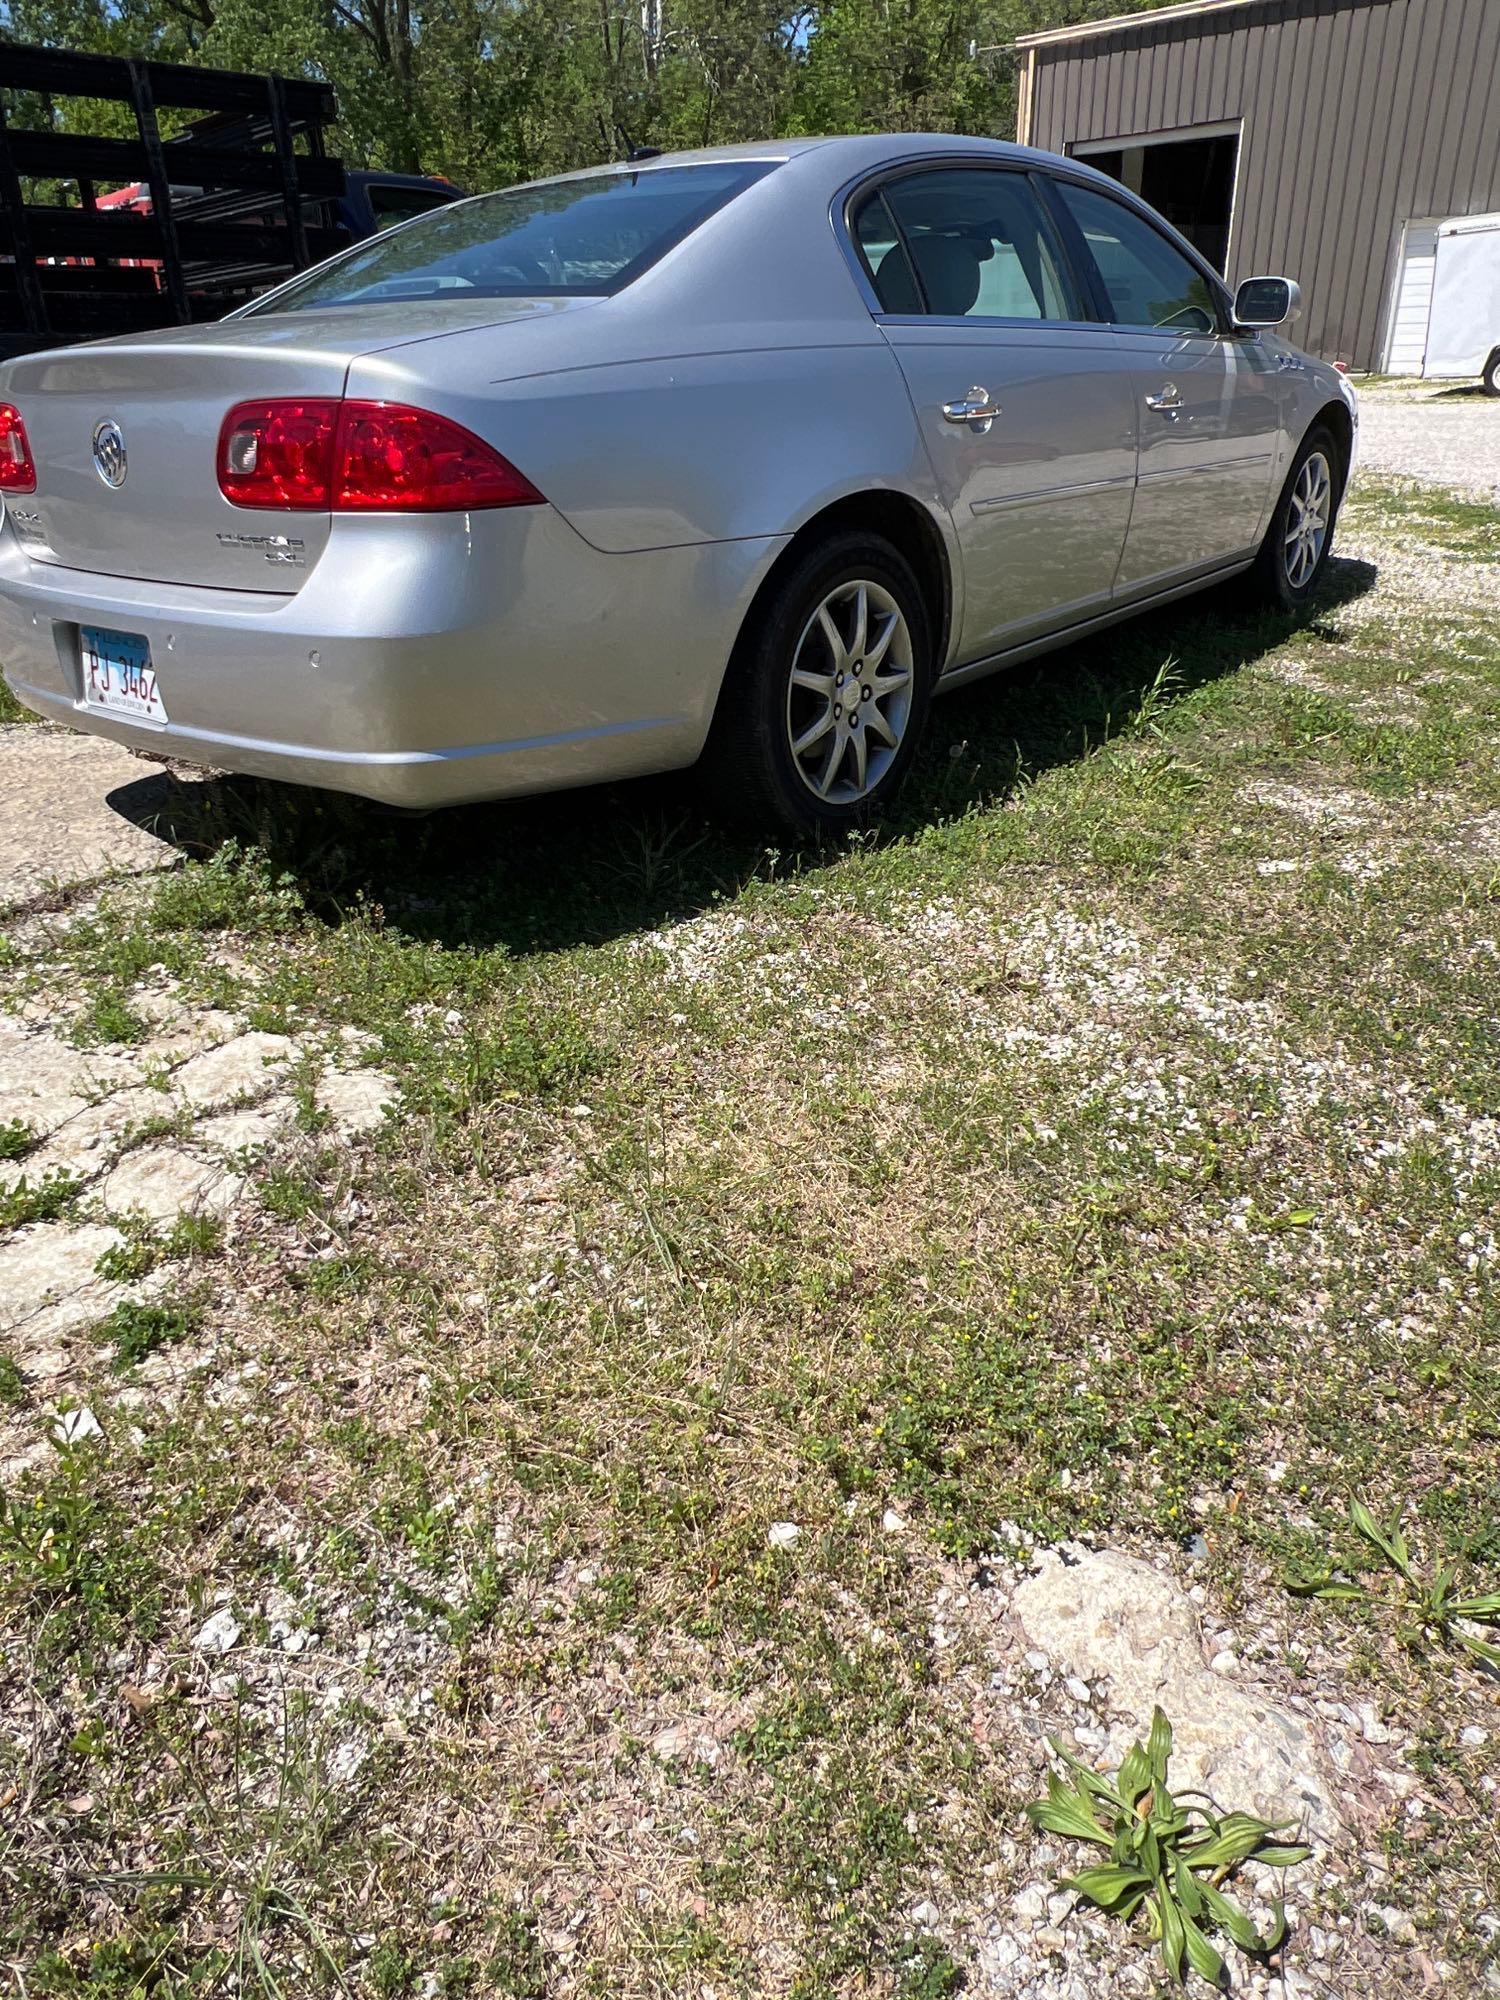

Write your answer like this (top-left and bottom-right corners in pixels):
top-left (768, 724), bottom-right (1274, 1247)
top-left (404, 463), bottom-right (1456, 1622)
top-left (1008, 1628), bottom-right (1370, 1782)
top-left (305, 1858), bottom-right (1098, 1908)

top-left (851, 169), bottom-right (1079, 321)
top-left (853, 192), bottom-right (920, 313)
top-left (1052, 181), bottom-right (1220, 334)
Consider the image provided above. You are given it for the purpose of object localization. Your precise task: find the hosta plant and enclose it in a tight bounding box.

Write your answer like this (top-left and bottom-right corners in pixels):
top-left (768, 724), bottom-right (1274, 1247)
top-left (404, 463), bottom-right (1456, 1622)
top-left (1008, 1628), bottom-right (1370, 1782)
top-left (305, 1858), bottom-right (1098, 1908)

top-left (1289, 1497), bottom-right (1500, 1672)
top-left (1027, 1707), bottom-right (1310, 1985)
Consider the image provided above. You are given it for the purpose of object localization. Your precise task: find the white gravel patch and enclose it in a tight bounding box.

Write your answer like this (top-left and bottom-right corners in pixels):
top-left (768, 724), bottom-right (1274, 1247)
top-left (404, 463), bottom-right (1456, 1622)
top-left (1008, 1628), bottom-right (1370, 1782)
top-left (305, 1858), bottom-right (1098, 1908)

top-left (1353, 380), bottom-right (1500, 502)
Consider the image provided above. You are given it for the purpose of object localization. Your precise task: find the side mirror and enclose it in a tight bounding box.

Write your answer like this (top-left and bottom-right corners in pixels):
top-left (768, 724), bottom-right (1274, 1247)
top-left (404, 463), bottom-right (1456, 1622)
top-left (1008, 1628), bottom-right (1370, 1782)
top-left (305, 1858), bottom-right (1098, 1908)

top-left (1234, 275), bottom-right (1302, 328)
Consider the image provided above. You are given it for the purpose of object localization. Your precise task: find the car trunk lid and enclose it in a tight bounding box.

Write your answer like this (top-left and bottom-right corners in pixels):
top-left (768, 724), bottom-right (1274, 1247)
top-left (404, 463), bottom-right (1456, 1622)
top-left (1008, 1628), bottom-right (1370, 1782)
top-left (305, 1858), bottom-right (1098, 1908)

top-left (2, 297), bottom-right (594, 592)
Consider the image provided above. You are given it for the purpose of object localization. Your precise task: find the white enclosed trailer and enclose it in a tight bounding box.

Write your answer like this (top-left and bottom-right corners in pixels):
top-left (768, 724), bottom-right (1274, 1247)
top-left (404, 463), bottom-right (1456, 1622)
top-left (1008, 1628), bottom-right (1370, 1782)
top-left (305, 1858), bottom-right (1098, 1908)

top-left (1424, 212), bottom-right (1500, 396)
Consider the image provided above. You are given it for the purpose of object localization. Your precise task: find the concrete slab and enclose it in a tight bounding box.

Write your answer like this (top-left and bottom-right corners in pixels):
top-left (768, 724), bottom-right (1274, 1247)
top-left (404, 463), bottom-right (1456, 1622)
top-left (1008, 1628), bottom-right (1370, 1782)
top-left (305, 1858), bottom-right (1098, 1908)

top-left (0, 726), bottom-right (188, 908)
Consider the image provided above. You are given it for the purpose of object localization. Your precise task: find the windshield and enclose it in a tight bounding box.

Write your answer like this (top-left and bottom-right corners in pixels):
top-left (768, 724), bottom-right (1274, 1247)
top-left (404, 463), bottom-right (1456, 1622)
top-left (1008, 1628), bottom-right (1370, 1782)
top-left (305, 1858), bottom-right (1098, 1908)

top-left (254, 161), bottom-right (776, 312)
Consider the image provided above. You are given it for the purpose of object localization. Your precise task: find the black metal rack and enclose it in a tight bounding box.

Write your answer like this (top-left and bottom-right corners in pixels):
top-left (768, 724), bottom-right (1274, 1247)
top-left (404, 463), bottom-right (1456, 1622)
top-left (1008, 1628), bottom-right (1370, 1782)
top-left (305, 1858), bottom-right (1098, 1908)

top-left (0, 44), bottom-right (350, 358)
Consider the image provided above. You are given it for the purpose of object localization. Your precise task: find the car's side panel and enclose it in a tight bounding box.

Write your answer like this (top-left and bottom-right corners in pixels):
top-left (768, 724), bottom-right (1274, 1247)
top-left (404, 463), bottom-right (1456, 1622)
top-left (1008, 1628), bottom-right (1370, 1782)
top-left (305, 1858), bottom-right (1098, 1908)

top-left (344, 338), bottom-right (946, 557)
top-left (1110, 328), bottom-right (1282, 594)
top-left (877, 321), bottom-right (1138, 661)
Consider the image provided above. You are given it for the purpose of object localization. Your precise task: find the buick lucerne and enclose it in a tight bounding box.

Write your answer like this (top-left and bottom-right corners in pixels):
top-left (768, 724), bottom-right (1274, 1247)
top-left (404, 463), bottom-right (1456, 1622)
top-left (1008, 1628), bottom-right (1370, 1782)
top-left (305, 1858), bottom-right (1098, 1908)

top-left (0, 136), bottom-right (1358, 832)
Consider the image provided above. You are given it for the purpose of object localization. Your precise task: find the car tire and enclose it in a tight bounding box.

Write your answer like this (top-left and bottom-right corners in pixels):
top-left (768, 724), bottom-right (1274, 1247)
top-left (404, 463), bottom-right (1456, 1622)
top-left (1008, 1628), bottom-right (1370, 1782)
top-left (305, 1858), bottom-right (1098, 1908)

top-left (700, 530), bottom-right (934, 835)
top-left (1482, 349), bottom-right (1500, 399)
top-left (1245, 423), bottom-right (1342, 612)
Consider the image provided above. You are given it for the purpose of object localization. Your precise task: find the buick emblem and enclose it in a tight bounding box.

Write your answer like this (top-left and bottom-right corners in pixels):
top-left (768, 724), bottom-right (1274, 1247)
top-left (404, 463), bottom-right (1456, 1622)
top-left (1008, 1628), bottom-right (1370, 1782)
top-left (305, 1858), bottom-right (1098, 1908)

top-left (92, 419), bottom-right (127, 488)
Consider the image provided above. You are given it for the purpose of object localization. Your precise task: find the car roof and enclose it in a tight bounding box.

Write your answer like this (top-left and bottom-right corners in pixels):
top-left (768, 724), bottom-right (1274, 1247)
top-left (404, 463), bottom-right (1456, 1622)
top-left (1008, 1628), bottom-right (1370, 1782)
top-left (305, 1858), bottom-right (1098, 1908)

top-left (525, 132), bottom-right (1082, 186)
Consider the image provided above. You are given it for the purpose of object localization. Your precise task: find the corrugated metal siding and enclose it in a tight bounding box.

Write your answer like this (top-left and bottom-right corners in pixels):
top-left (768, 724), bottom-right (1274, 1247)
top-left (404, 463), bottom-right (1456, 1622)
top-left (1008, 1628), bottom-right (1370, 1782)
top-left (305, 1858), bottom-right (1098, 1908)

top-left (1026, 0), bottom-right (1500, 370)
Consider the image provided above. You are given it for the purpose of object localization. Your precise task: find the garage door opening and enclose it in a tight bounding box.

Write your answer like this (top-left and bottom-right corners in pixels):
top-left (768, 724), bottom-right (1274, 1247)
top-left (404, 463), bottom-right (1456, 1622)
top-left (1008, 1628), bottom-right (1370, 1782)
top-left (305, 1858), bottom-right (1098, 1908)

top-left (1070, 125), bottom-right (1240, 272)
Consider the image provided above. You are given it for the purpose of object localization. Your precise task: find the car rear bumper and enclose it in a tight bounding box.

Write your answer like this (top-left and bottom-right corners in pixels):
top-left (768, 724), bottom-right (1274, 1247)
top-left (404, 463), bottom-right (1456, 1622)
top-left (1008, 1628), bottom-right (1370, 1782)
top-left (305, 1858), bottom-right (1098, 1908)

top-left (0, 508), bottom-right (783, 808)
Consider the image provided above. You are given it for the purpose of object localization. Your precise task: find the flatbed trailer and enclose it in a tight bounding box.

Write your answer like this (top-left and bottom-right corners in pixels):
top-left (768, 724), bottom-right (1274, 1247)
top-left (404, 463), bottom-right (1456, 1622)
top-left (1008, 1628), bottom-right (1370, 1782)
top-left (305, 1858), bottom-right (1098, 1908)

top-left (0, 43), bottom-right (350, 359)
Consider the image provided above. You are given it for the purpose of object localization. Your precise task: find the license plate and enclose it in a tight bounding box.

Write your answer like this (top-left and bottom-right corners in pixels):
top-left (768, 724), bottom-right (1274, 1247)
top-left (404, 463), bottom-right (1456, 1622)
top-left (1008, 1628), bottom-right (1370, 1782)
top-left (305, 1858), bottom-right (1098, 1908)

top-left (80, 626), bottom-right (169, 725)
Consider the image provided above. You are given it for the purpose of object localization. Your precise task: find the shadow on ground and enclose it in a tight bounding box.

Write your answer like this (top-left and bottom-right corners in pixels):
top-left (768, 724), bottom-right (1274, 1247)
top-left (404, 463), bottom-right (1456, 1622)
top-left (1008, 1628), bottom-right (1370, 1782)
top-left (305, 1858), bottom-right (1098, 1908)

top-left (108, 557), bottom-right (1378, 955)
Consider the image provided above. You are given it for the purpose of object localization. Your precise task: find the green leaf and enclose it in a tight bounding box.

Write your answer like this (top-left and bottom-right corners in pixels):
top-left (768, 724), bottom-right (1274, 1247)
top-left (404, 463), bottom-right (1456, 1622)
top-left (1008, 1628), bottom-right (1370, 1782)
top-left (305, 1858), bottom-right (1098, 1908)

top-left (1147, 1707), bottom-right (1173, 1784)
top-left (1026, 1772), bottom-right (1110, 1847)
top-left (1448, 1591), bottom-right (1500, 1621)
top-left (1118, 1742), bottom-right (1152, 1808)
top-left (1258, 1897), bottom-right (1290, 1953)
top-left (1351, 1497), bottom-right (1413, 1580)
top-left (1157, 1886), bottom-right (1187, 1984)
top-left (1197, 1879), bottom-right (1262, 1954)
top-left (1182, 1812), bottom-right (1288, 1870)
top-left (1454, 1627), bottom-right (1500, 1672)
top-left (1067, 1864), bottom-right (1152, 1913)
top-left (1181, 1909), bottom-right (1227, 1986)
top-left (1285, 1572), bottom-right (1367, 1601)
top-left (1048, 1738), bottom-right (1126, 1809)
top-left (1249, 1842), bottom-right (1311, 1869)
top-left (1172, 1852), bottom-right (1204, 1920)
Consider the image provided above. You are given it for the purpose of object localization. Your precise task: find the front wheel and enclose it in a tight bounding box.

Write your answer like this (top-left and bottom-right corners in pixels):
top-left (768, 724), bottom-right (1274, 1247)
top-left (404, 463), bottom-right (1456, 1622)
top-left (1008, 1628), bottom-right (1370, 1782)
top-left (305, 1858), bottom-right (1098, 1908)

top-left (699, 531), bottom-right (934, 834)
top-left (1245, 425), bottom-right (1341, 611)
top-left (1482, 349), bottom-right (1500, 399)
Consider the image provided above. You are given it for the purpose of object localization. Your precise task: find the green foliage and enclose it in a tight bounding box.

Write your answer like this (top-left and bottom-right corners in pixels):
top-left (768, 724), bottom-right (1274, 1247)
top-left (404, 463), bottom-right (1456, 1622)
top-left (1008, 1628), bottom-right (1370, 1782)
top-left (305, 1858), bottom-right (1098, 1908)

top-left (97, 1297), bottom-right (200, 1367)
top-left (0, 1118), bottom-right (37, 1161)
top-left (1289, 1497), bottom-right (1500, 1672)
top-left (1027, 1708), bottom-right (1309, 1986)
top-left (148, 840), bottom-right (305, 936)
top-left (0, 1168), bottom-right (83, 1230)
top-left (69, 987), bottom-right (148, 1047)
top-left (0, 1434), bottom-right (157, 1629)
top-left (0, 0), bottom-right (1172, 193)
top-left (0, 1350), bottom-right (27, 1407)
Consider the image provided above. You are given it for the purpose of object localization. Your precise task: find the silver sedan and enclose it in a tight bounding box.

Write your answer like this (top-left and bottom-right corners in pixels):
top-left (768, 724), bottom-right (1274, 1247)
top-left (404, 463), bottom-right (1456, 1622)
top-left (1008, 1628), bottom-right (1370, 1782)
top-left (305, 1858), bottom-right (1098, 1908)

top-left (0, 135), bottom-right (1357, 832)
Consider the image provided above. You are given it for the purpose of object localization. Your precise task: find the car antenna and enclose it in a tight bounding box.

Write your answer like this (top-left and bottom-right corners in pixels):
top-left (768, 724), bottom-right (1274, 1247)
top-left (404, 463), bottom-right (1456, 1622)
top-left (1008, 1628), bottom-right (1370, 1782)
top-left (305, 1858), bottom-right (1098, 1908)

top-left (627, 144), bottom-right (664, 162)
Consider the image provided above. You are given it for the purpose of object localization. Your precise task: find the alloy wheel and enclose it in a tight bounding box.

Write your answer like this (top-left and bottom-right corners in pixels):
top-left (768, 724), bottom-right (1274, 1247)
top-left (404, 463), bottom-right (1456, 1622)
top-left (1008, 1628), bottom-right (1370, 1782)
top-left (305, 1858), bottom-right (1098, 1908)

top-left (784, 578), bottom-right (914, 804)
top-left (1283, 450), bottom-right (1332, 590)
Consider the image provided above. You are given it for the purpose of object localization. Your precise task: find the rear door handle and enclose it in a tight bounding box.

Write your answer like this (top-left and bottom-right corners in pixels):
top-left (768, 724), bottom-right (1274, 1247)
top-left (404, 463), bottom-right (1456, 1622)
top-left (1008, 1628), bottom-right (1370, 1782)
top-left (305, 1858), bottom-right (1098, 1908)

top-left (942, 386), bottom-right (1002, 432)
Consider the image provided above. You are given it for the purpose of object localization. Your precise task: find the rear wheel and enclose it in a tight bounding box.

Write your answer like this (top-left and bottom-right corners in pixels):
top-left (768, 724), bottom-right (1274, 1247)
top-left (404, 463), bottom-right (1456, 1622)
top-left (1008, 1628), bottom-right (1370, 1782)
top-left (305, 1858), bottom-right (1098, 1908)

top-left (1245, 424), bottom-right (1341, 611)
top-left (1482, 349), bottom-right (1500, 398)
top-left (700, 531), bottom-right (933, 834)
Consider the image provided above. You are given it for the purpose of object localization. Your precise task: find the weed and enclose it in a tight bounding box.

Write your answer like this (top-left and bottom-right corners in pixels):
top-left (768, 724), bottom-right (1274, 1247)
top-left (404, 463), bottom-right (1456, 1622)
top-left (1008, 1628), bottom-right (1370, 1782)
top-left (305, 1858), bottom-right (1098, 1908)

top-left (1289, 1497), bottom-right (1500, 1671)
top-left (69, 987), bottom-right (147, 1047)
top-left (94, 1236), bottom-right (159, 1283)
top-left (0, 1435), bottom-right (159, 1631)
top-left (1028, 1708), bottom-right (1309, 1984)
top-left (0, 1168), bottom-right (83, 1230)
top-left (0, 1349), bottom-right (27, 1406)
top-left (97, 1297), bottom-right (199, 1367)
top-left (148, 839), bottom-right (305, 935)
top-left (163, 1211), bottom-right (224, 1260)
top-left (0, 1117), bottom-right (36, 1161)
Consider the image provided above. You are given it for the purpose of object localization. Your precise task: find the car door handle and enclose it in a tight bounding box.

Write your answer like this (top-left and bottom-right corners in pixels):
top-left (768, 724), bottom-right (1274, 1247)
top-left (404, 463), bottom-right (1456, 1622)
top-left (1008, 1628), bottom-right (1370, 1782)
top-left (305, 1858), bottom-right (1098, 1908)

top-left (1145, 385), bottom-right (1183, 418)
top-left (941, 386), bottom-right (1002, 430)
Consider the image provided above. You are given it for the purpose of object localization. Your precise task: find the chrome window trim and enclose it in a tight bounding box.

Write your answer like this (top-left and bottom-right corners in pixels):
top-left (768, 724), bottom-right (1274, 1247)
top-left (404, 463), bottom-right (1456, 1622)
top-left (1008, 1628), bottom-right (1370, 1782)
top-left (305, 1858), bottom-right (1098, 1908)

top-left (1035, 164), bottom-right (1237, 342)
top-left (830, 155), bottom-right (1103, 332)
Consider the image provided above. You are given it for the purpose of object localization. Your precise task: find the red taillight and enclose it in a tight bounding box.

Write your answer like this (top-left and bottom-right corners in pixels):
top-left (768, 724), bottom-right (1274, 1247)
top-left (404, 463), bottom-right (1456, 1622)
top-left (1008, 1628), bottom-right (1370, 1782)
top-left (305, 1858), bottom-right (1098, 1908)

top-left (219, 400), bottom-right (338, 509)
top-left (216, 399), bottom-right (543, 513)
top-left (0, 404), bottom-right (36, 493)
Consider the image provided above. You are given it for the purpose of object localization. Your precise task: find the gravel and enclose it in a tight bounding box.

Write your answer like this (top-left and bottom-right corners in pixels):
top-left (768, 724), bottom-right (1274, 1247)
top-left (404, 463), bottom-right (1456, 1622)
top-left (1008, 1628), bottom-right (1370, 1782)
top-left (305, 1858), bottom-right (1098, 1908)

top-left (1353, 378), bottom-right (1500, 500)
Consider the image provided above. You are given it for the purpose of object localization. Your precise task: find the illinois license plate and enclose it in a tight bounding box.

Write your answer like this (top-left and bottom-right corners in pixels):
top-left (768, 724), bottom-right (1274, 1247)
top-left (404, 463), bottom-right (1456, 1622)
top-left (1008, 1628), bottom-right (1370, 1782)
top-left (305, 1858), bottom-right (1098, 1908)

top-left (80, 626), bottom-right (168, 725)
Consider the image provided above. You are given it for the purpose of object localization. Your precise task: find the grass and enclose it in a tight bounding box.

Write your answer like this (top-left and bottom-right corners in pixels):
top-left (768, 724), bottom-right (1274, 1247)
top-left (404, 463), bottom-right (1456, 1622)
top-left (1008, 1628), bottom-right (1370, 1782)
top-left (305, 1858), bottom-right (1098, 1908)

top-left (0, 476), bottom-right (1497, 1995)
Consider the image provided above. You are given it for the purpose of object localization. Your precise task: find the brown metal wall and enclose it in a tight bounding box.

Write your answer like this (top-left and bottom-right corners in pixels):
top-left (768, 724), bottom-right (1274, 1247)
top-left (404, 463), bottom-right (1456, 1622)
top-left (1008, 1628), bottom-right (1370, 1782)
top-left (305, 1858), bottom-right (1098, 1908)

top-left (1026, 0), bottom-right (1500, 370)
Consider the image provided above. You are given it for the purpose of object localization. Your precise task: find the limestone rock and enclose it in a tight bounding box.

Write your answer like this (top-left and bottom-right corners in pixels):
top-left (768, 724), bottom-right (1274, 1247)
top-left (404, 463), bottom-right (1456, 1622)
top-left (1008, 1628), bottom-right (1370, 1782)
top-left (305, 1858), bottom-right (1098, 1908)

top-left (1012, 1545), bottom-right (1339, 1843)
top-left (170, 1032), bottom-right (293, 1110)
top-left (0, 1015), bottom-right (144, 1141)
top-left (0, 728), bottom-right (186, 908)
top-left (315, 1067), bottom-right (396, 1138)
top-left (102, 1143), bottom-right (243, 1224)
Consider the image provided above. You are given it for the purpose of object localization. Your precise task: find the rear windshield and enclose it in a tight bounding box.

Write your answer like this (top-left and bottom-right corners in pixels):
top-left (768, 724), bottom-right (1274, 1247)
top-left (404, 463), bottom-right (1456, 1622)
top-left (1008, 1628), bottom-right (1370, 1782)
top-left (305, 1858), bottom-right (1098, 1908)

top-left (254, 161), bottom-right (775, 312)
